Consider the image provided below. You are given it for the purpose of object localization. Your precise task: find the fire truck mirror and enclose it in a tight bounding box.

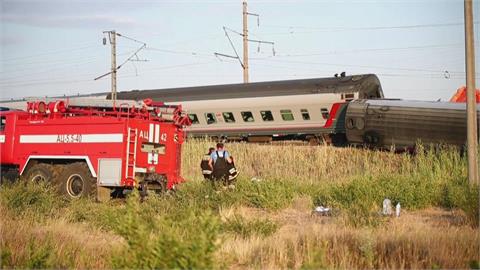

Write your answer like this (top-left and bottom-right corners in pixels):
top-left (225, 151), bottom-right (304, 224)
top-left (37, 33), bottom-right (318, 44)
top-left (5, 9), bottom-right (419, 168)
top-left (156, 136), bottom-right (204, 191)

top-left (141, 142), bottom-right (166, 154)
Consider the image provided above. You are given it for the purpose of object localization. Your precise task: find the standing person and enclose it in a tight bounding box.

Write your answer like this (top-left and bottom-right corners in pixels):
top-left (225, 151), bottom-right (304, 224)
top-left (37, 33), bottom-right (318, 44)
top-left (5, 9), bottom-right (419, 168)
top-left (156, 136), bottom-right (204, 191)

top-left (209, 143), bottom-right (233, 185)
top-left (201, 147), bottom-right (215, 181)
top-left (226, 155), bottom-right (239, 184)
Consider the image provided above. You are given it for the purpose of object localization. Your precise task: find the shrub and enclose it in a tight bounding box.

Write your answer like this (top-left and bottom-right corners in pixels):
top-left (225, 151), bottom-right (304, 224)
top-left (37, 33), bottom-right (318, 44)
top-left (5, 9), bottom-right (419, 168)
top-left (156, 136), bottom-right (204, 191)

top-left (0, 182), bottom-right (65, 219)
top-left (111, 191), bottom-right (220, 269)
top-left (24, 237), bottom-right (55, 269)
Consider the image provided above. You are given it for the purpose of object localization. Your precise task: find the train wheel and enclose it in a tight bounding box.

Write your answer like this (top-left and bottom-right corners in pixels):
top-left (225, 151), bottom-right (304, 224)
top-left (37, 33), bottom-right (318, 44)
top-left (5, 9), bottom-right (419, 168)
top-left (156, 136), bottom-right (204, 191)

top-left (57, 162), bottom-right (96, 199)
top-left (20, 163), bottom-right (57, 185)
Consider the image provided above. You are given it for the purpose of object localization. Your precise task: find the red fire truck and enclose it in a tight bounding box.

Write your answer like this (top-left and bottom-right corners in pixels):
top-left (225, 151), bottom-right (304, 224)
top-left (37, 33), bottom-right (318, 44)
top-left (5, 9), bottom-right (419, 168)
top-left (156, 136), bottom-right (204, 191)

top-left (0, 99), bottom-right (191, 200)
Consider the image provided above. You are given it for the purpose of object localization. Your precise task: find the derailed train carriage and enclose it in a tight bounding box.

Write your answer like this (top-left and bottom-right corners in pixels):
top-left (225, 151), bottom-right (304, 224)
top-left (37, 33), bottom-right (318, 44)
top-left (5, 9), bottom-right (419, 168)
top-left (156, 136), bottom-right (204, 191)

top-left (115, 74), bottom-right (384, 143)
top-left (345, 99), bottom-right (480, 148)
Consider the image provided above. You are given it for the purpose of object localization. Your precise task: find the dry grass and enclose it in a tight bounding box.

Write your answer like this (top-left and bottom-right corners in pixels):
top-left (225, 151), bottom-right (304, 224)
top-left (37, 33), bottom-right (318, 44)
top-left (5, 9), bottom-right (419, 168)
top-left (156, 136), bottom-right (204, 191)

top-left (0, 206), bottom-right (124, 269)
top-left (181, 139), bottom-right (462, 184)
top-left (218, 198), bottom-right (479, 269)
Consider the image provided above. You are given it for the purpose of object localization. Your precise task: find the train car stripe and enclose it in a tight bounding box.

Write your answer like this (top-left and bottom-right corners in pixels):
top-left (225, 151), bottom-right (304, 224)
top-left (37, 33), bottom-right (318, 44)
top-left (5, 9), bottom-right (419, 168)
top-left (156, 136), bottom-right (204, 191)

top-left (324, 103), bottom-right (345, 128)
top-left (19, 134), bottom-right (123, 143)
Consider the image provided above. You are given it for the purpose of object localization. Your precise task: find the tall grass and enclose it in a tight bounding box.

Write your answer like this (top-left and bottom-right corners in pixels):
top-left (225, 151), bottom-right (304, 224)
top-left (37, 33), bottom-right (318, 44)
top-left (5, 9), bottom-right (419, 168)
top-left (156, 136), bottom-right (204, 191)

top-left (182, 139), bottom-right (466, 184)
top-left (1, 140), bottom-right (478, 269)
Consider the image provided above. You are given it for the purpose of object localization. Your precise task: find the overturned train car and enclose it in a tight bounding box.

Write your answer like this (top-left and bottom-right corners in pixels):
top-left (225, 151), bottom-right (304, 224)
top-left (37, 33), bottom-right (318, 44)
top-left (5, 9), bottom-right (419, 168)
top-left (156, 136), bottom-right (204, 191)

top-left (345, 99), bottom-right (480, 148)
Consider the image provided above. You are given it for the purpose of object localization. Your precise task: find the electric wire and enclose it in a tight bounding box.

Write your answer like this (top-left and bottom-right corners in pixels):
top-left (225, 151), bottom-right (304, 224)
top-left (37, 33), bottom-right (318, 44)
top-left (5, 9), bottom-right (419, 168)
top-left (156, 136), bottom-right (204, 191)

top-left (261, 21), bottom-right (479, 31)
top-left (1, 43), bottom-right (98, 62)
top-left (250, 58), bottom-right (475, 75)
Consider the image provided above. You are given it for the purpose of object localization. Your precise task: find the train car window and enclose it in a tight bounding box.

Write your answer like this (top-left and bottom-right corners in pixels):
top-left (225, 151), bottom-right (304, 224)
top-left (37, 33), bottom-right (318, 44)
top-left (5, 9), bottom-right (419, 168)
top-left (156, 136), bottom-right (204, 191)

top-left (321, 108), bottom-right (330, 119)
top-left (0, 117), bottom-right (5, 131)
top-left (188, 114), bottom-right (200, 124)
top-left (241, 111), bottom-right (255, 122)
top-left (280, 109), bottom-right (294, 121)
top-left (300, 109), bottom-right (310, 120)
top-left (345, 93), bottom-right (355, 101)
top-left (260, 110), bottom-right (274, 121)
top-left (222, 112), bottom-right (236, 123)
top-left (205, 113), bottom-right (217, 124)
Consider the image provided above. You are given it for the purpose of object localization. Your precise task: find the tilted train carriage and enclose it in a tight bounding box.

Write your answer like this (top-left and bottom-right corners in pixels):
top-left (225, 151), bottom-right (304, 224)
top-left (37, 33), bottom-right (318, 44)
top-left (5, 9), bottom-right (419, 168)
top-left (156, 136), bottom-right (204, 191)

top-left (114, 74), bottom-right (384, 143)
top-left (345, 99), bottom-right (480, 148)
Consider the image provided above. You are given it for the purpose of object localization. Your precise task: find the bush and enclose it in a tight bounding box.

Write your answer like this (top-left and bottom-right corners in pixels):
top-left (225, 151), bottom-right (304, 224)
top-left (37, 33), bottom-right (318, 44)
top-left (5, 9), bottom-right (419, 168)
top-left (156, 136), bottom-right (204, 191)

top-left (111, 191), bottom-right (220, 269)
top-left (441, 180), bottom-right (479, 226)
top-left (24, 237), bottom-right (55, 269)
top-left (64, 197), bottom-right (126, 232)
top-left (0, 182), bottom-right (65, 219)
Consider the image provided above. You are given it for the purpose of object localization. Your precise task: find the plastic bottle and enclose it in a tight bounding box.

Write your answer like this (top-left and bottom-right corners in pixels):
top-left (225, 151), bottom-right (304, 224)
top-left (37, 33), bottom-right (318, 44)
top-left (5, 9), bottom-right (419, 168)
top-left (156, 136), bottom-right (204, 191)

top-left (395, 202), bottom-right (401, 217)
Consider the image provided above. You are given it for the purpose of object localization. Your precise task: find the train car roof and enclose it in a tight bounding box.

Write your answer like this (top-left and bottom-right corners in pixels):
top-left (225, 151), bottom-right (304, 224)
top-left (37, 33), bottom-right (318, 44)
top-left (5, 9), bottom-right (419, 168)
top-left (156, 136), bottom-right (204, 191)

top-left (113, 74), bottom-right (383, 102)
top-left (361, 99), bottom-right (480, 110)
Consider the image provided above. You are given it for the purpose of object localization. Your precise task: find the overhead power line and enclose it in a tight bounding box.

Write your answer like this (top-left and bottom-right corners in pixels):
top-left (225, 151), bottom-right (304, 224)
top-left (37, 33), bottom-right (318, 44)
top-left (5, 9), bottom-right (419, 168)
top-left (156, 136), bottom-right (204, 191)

top-left (146, 47), bottom-right (214, 58)
top-left (250, 57), bottom-right (479, 76)
top-left (265, 43), bottom-right (464, 58)
top-left (261, 21), bottom-right (480, 31)
top-left (1, 43), bottom-right (98, 63)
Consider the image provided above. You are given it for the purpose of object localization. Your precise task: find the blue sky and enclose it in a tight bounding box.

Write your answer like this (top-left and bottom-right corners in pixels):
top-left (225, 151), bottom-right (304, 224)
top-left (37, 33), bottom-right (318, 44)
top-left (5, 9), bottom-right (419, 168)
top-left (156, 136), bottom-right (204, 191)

top-left (1, 0), bottom-right (479, 101)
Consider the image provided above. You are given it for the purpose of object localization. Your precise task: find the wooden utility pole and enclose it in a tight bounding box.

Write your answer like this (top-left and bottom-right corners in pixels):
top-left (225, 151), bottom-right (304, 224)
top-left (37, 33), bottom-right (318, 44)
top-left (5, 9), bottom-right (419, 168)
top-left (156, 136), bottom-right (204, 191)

top-left (110, 31), bottom-right (117, 106)
top-left (464, 0), bottom-right (479, 185)
top-left (242, 1), bottom-right (249, 83)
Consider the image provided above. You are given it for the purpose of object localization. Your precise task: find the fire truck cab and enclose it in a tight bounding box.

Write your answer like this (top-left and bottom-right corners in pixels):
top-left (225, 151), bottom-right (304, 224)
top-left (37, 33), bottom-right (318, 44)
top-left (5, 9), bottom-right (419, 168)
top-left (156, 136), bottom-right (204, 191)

top-left (0, 99), bottom-right (191, 200)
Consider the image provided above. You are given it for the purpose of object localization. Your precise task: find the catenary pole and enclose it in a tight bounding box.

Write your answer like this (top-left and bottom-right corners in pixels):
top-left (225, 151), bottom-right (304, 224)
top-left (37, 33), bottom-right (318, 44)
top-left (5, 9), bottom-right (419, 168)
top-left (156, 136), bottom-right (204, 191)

top-left (111, 31), bottom-right (117, 107)
top-left (243, 1), bottom-right (249, 83)
top-left (464, 0), bottom-right (479, 185)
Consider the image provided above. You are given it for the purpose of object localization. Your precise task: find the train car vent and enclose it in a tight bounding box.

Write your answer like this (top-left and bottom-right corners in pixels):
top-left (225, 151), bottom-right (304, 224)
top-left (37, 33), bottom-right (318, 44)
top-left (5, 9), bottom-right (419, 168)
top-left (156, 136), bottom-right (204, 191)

top-left (345, 93), bottom-right (355, 101)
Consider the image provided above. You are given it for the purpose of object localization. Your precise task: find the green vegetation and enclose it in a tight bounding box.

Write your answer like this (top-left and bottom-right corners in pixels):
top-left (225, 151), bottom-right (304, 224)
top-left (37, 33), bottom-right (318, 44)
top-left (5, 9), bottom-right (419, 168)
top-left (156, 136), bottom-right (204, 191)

top-left (222, 215), bottom-right (278, 238)
top-left (1, 140), bottom-right (479, 269)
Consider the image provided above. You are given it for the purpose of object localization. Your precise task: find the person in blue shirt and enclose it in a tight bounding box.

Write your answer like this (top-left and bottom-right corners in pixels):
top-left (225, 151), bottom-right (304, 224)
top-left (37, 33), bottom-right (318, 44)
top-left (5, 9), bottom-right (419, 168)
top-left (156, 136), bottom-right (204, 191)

top-left (208, 142), bottom-right (233, 184)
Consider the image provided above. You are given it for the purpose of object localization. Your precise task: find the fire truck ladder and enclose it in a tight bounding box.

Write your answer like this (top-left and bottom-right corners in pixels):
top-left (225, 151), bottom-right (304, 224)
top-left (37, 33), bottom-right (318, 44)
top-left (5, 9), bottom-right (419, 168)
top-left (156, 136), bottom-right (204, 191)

top-left (126, 128), bottom-right (138, 180)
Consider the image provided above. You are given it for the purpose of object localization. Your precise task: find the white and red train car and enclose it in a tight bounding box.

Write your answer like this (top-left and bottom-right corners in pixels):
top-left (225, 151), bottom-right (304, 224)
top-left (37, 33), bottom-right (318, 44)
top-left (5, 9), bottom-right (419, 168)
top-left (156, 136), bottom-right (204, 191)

top-left (114, 74), bottom-right (384, 143)
top-left (0, 99), bottom-right (191, 199)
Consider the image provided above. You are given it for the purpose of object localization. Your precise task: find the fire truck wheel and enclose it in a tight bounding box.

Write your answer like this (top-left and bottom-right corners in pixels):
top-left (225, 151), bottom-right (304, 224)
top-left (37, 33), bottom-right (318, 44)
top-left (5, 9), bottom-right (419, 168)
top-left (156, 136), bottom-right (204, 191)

top-left (21, 163), bottom-right (57, 184)
top-left (58, 163), bottom-right (96, 199)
